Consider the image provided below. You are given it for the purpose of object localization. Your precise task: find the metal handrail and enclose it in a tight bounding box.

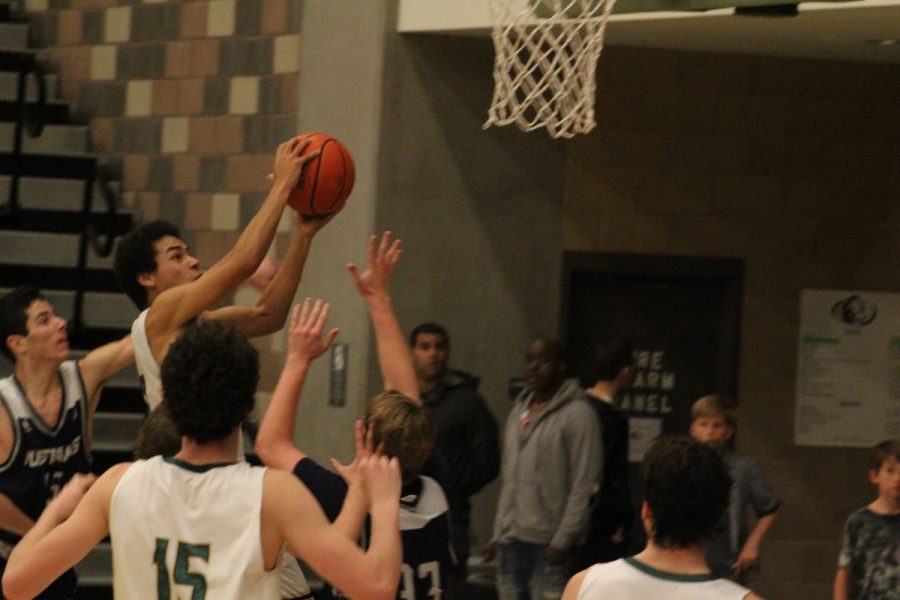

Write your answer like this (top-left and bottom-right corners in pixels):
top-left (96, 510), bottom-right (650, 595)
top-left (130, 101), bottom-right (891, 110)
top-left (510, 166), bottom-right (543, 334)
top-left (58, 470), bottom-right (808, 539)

top-left (5, 51), bottom-right (46, 214)
top-left (1, 51), bottom-right (125, 337)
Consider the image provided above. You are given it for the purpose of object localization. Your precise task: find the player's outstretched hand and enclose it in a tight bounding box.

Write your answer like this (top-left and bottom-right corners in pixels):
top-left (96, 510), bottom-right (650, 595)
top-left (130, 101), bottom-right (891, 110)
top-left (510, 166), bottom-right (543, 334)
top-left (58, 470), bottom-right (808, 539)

top-left (286, 298), bottom-right (340, 365)
top-left (331, 419), bottom-right (384, 491)
top-left (360, 454), bottom-right (401, 508)
top-left (347, 232), bottom-right (402, 300)
top-left (271, 136), bottom-right (321, 191)
top-left (49, 473), bottom-right (96, 523)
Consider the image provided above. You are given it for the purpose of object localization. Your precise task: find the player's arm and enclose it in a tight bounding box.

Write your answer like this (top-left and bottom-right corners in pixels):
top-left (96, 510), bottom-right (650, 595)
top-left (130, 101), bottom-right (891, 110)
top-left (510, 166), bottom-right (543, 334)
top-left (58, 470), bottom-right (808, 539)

top-left (266, 457), bottom-right (401, 600)
top-left (207, 213), bottom-right (334, 338)
top-left (147, 138), bottom-right (316, 340)
top-left (348, 232), bottom-right (419, 403)
top-left (833, 566), bottom-right (850, 600)
top-left (78, 334), bottom-right (134, 416)
top-left (2, 466), bottom-right (124, 600)
top-left (328, 420), bottom-right (378, 541)
top-left (255, 299), bottom-right (339, 471)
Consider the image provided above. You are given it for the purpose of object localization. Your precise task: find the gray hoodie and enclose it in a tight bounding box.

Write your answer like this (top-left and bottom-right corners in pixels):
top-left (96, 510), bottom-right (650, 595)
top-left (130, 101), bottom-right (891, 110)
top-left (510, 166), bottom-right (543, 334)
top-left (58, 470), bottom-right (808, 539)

top-left (493, 378), bottom-right (603, 549)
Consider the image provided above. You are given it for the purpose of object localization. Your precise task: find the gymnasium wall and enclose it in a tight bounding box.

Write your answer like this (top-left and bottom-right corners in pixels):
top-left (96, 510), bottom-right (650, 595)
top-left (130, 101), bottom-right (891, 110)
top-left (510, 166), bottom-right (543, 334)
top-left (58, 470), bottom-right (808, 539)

top-left (19, 1), bottom-right (900, 597)
top-left (23, 0), bottom-right (306, 399)
top-left (565, 47), bottom-right (900, 598)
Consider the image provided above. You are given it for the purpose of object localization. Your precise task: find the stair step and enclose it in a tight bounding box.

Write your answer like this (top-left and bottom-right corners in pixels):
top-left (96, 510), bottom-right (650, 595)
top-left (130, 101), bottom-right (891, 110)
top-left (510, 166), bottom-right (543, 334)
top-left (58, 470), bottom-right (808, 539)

top-left (0, 175), bottom-right (120, 212)
top-left (77, 542), bottom-right (112, 587)
top-left (0, 264), bottom-right (121, 293)
top-left (0, 98), bottom-right (71, 124)
top-left (92, 411), bottom-right (145, 453)
top-left (0, 287), bottom-right (137, 329)
top-left (0, 70), bottom-right (57, 102)
top-left (0, 121), bottom-right (87, 155)
top-left (0, 230), bottom-right (115, 268)
top-left (0, 151), bottom-right (97, 179)
top-left (0, 48), bottom-right (36, 72)
top-left (0, 22), bottom-right (27, 51)
top-left (0, 208), bottom-right (134, 234)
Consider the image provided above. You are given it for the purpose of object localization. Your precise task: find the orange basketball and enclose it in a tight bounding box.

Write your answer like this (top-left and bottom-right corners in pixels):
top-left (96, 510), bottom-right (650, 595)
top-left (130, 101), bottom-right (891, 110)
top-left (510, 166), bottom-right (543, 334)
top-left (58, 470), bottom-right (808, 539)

top-left (288, 132), bottom-right (355, 217)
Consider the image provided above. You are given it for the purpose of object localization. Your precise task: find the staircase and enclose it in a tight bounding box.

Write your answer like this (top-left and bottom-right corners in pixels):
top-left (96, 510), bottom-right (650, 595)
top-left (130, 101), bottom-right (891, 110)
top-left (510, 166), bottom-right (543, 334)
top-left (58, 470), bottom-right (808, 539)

top-left (0, 1), bottom-right (142, 596)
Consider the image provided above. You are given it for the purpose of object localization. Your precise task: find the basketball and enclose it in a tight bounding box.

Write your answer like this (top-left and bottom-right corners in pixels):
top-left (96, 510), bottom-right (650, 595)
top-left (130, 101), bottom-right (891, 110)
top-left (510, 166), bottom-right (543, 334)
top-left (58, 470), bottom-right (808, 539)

top-left (288, 132), bottom-right (355, 217)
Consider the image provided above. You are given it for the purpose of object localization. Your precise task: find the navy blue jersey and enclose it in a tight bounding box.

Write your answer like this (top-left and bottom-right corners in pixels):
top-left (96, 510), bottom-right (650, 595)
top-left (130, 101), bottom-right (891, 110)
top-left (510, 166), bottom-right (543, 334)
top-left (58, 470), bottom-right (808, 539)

top-left (293, 457), bottom-right (455, 599)
top-left (0, 360), bottom-right (91, 598)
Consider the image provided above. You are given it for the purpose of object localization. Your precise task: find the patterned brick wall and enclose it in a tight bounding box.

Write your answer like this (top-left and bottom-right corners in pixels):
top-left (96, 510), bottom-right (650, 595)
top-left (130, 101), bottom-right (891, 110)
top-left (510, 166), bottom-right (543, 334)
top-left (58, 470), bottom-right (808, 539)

top-left (24, 0), bottom-right (304, 387)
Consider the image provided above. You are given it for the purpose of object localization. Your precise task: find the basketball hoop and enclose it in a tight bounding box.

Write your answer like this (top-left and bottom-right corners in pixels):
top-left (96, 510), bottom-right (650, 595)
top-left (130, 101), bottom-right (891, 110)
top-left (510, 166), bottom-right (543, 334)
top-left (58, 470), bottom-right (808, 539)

top-left (483, 0), bottom-right (616, 139)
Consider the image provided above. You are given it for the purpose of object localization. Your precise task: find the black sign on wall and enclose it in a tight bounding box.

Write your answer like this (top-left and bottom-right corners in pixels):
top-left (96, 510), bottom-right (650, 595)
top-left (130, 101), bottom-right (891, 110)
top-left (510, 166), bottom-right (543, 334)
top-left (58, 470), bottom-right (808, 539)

top-left (561, 252), bottom-right (743, 450)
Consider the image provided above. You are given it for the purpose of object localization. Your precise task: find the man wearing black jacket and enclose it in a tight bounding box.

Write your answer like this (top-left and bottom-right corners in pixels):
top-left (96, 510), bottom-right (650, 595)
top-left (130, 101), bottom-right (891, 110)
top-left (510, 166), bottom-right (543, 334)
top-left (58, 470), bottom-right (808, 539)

top-left (578, 338), bottom-right (636, 570)
top-left (410, 323), bottom-right (500, 589)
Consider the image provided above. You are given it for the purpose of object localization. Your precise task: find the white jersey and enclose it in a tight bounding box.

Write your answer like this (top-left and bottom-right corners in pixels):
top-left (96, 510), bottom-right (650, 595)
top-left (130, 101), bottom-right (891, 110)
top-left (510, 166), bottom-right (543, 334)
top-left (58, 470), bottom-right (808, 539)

top-left (132, 309), bottom-right (162, 410)
top-left (110, 456), bottom-right (281, 600)
top-left (577, 558), bottom-right (751, 600)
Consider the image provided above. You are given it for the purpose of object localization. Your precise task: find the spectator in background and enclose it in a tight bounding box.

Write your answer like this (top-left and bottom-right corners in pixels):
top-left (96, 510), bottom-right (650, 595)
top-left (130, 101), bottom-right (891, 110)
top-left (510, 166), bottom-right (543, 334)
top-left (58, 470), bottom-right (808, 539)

top-left (410, 322), bottom-right (500, 589)
top-left (578, 338), bottom-right (635, 570)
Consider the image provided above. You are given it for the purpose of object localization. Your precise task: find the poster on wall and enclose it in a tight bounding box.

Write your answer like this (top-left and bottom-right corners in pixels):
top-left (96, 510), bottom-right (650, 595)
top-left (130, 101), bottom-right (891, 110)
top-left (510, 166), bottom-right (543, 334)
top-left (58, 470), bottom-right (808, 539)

top-left (795, 289), bottom-right (900, 447)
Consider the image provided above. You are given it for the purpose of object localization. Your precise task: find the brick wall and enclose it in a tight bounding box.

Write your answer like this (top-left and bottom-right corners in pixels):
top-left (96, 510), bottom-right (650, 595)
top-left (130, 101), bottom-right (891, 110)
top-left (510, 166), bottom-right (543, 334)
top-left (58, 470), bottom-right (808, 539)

top-left (566, 46), bottom-right (900, 598)
top-left (25, 0), bottom-right (304, 389)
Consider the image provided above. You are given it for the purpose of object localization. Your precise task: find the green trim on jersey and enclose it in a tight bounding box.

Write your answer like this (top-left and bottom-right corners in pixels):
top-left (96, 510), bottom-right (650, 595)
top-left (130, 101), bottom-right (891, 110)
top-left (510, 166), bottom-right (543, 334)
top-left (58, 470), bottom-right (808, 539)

top-left (164, 457), bottom-right (237, 473)
top-left (625, 557), bottom-right (717, 582)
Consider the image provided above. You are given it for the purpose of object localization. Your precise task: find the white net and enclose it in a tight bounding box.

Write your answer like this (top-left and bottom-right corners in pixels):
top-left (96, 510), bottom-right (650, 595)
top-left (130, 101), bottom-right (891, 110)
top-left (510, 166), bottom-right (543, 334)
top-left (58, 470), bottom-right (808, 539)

top-left (484, 0), bottom-right (617, 139)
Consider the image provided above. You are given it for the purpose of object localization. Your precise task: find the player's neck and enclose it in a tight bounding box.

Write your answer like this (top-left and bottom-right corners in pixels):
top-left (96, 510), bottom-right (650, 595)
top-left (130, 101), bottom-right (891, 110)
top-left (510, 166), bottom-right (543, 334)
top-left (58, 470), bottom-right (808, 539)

top-left (634, 541), bottom-right (712, 576)
top-left (176, 430), bottom-right (241, 465)
top-left (869, 495), bottom-right (900, 515)
top-left (15, 358), bottom-right (62, 401)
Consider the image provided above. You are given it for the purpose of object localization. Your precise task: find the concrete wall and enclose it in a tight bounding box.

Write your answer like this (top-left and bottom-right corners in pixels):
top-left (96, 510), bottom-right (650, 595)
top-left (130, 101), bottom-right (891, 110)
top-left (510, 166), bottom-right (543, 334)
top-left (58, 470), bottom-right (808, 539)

top-left (565, 46), bottom-right (900, 598)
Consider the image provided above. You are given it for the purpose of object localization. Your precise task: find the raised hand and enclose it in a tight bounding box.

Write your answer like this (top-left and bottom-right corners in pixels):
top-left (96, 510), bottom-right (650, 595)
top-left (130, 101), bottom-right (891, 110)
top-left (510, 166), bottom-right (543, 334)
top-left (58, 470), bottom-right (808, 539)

top-left (271, 136), bottom-right (321, 191)
top-left (346, 232), bottom-right (402, 300)
top-left (330, 419), bottom-right (382, 492)
top-left (360, 454), bottom-right (402, 507)
top-left (286, 298), bottom-right (340, 365)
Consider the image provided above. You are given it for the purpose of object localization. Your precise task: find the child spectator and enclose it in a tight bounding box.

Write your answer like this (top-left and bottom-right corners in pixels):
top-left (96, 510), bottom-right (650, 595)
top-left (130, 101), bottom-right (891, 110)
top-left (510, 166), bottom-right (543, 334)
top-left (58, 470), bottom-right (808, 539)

top-left (690, 395), bottom-right (781, 582)
top-left (833, 439), bottom-right (900, 600)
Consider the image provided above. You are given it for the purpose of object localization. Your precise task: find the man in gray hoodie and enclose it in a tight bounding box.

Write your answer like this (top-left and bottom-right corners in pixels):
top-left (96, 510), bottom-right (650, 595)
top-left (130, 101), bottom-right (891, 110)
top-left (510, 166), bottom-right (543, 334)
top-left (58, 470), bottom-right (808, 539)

top-left (487, 338), bottom-right (603, 600)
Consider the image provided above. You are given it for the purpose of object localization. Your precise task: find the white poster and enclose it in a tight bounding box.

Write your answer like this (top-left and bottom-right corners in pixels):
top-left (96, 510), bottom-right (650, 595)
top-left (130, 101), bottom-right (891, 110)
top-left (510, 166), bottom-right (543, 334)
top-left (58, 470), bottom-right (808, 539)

top-left (795, 290), bottom-right (900, 447)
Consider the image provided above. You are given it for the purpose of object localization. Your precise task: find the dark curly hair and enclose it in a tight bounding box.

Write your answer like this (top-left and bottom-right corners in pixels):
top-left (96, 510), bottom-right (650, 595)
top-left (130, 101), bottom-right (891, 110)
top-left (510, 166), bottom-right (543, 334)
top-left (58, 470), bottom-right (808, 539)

top-left (0, 286), bottom-right (45, 363)
top-left (114, 220), bottom-right (181, 310)
top-left (593, 338), bottom-right (634, 381)
top-left (641, 436), bottom-right (732, 549)
top-left (161, 321), bottom-right (258, 445)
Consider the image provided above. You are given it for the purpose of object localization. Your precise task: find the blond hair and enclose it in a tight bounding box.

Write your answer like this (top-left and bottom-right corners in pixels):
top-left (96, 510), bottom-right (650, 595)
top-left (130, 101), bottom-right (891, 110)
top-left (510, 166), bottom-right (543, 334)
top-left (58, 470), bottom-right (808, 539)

top-left (366, 390), bottom-right (435, 482)
top-left (691, 394), bottom-right (737, 428)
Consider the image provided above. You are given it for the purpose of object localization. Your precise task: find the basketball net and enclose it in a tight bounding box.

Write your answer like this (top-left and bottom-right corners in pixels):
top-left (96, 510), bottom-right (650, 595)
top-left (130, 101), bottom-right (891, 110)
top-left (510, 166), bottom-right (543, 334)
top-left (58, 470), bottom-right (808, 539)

top-left (483, 0), bottom-right (616, 139)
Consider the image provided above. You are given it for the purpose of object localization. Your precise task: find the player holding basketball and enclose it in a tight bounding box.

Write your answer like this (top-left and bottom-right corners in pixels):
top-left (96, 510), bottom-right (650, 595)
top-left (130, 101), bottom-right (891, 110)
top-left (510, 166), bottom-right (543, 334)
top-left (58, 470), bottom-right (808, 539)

top-left (113, 135), bottom-right (333, 410)
top-left (1, 320), bottom-right (403, 600)
top-left (0, 286), bottom-right (134, 598)
top-left (256, 233), bottom-right (456, 600)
